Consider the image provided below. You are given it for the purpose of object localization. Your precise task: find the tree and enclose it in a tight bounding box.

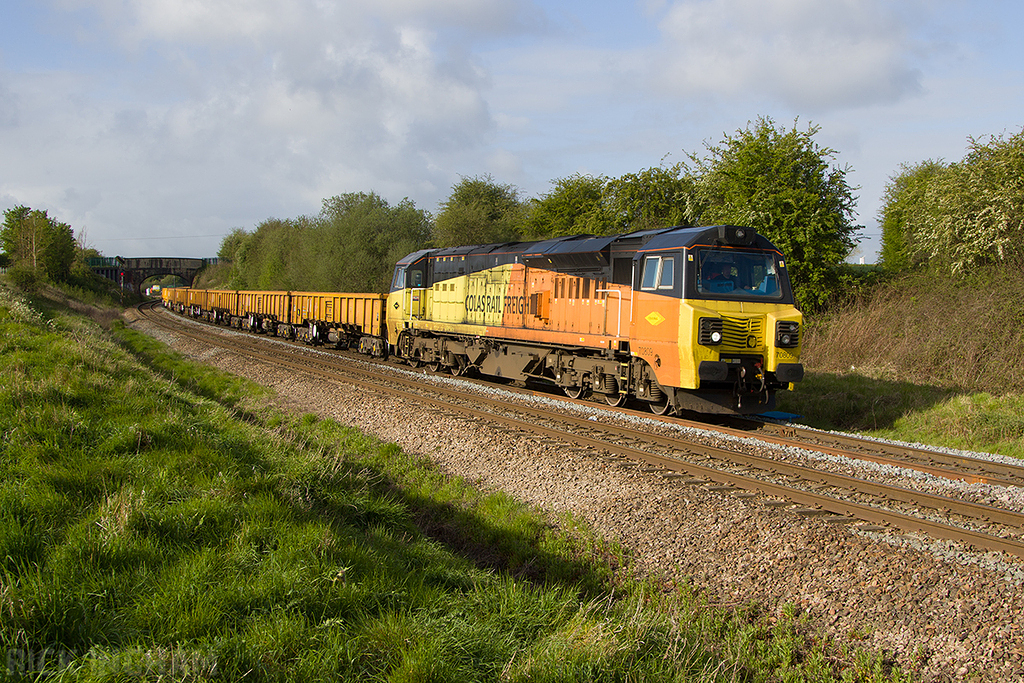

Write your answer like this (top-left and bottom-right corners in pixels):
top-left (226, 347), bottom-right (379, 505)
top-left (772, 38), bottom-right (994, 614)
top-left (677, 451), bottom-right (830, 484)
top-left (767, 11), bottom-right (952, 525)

top-left (686, 117), bottom-right (859, 310)
top-left (217, 228), bottom-right (249, 262)
top-left (522, 165), bottom-right (698, 240)
top-left (878, 160), bottom-right (947, 272)
top-left (228, 193), bottom-right (432, 293)
top-left (1, 206), bottom-right (30, 260)
top-left (917, 131), bottom-right (1024, 275)
top-left (433, 175), bottom-right (525, 247)
top-left (524, 173), bottom-right (614, 239)
top-left (319, 192), bottom-right (432, 292)
top-left (877, 129), bottom-right (1024, 276)
top-left (229, 218), bottom-right (303, 290)
top-left (602, 163), bottom-right (698, 232)
top-left (40, 218), bottom-right (76, 282)
top-left (1, 205), bottom-right (78, 282)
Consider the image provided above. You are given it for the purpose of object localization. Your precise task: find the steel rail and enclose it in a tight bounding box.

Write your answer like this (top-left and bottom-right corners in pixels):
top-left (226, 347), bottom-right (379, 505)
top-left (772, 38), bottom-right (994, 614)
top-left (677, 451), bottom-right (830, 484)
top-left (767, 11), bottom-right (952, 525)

top-left (731, 419), bottom-right (1024, 487)
top-left (539, 418), bottom-right (1024, 531)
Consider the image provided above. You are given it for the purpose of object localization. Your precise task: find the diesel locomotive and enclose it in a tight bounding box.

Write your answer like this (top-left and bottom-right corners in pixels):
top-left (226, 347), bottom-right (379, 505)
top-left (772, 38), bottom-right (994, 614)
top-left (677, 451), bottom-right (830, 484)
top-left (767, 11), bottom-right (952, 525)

top-left (164, 224), bottom-right (803, 415)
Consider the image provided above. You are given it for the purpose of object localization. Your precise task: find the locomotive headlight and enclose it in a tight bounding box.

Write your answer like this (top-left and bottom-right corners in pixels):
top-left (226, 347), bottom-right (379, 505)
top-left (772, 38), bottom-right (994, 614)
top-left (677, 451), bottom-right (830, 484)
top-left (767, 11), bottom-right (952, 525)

top-left (698, 317), bottom-right (723, 345)
top-left (775, 320), bottom-right (800, 348)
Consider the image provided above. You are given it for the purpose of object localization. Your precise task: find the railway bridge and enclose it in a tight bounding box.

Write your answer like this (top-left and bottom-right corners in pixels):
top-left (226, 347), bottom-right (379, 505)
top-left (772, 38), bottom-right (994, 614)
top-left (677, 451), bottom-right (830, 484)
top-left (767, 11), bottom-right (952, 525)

top-left (88, 256), bottom-right (218, 295)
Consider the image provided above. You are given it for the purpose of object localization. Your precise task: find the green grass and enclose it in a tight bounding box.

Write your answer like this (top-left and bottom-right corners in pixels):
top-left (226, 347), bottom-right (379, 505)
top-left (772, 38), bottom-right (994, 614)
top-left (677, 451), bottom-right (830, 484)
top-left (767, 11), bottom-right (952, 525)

top-left (0, 283), bottom-right (909, 682)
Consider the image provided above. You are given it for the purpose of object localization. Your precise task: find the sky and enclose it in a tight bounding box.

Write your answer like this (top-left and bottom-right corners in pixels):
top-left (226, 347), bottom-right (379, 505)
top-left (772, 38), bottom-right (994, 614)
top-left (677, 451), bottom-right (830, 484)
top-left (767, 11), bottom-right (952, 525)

top-left (1, 0), bottom-right (1022, 263)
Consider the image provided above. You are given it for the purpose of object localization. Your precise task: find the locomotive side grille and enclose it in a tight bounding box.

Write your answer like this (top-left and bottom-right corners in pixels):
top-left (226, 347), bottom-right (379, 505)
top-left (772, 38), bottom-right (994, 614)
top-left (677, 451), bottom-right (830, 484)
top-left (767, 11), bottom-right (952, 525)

top-left (720, 315), bottom-right (764, 349)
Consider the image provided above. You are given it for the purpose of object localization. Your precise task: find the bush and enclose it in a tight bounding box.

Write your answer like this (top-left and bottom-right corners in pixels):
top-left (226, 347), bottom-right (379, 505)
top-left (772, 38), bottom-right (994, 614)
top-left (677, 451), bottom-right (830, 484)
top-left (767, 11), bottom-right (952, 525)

top-left (802, 263), bottom-right (1024, 393)
top-left (7, 265), bottom-right (41, 292)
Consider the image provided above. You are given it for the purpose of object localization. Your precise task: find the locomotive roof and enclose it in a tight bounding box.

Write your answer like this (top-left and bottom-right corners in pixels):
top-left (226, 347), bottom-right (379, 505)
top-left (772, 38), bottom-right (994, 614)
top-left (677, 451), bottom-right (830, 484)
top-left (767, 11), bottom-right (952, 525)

top-left (637, 225), bottom-right (775, 253)
top-left (397, 225), bottom-right (774, 267)
top-left (413, 228), bottom-right (669, 264)
top-left (520, 234), bottom-right (618, 259)
top-left (395, 248), bottom-right (434, 266)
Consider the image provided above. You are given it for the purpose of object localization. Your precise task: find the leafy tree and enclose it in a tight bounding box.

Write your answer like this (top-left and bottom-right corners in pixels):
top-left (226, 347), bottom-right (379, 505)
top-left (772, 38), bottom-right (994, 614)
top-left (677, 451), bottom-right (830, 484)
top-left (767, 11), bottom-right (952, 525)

top-left (1, 206), bottom-right (30, 259)
top-left (524, 164), bottom-right (698, 240)
top-left (878, 160), bottom-right (947, 272)
top-left (319, 192), bottom-right (432, 292)
top-left (687, 117), bottom-right (859, 310)
top-left (603, 163), bottom-right (697, 232)
top-left (524, 173), bottom-right (614, 239)
top-left (878, 130), bottom-right (1024, 276)
top-left (232, 218), bottom-right (307, 290)
top-left (917, 131), bottom-right (1024, 275)
top-left (218, 228), bottom-right (249, 262)
top-left (40, 219), bottom-right (76, 281)
top-left (1, 205), bottom-right (77, 282)
top-left (227, 193), bottom-right (431, 293)
top-left (433, 175), bottom-right (525, 247)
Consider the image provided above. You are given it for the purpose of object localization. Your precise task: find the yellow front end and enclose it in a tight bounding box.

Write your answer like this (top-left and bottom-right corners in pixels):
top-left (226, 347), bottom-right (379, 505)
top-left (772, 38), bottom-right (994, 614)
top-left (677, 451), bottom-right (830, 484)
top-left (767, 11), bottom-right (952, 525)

top-left (681, 299), bottom-right (802, 389)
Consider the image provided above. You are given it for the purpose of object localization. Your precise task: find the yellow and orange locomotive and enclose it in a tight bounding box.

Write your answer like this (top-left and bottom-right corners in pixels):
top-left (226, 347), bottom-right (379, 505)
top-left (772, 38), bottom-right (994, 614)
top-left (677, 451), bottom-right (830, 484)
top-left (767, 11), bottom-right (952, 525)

top-left (165, 225), bottom-right (803, 415)
top-left (386, 224), bottom-right (802, 414)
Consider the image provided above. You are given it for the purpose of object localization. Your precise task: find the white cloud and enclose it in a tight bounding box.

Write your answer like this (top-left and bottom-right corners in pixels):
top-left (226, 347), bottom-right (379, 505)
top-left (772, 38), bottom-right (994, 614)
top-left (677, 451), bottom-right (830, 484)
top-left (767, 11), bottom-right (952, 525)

top-left (654, 0), bottom-right (926, 110)
top-left (62, 0), bottom-right (543, 47)
top-left (0, 0), bottom-right (550, 255)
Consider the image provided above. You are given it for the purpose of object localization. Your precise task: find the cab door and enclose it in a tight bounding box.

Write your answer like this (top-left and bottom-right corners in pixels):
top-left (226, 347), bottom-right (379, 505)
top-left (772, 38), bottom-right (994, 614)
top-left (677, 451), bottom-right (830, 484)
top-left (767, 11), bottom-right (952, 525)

top-left (386, 266), bottom-right (407, 341)
top-left (404, 266), bottom-right (427, 319)
top-left (629, 252), bottom-right (683, 388)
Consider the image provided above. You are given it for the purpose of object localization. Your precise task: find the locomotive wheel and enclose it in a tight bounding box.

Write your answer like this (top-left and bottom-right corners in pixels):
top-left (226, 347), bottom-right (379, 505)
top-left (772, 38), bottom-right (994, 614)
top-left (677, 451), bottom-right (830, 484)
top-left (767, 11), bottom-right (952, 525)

top-left (449, 363), bottom-right (463, 376)
top-left (564, 385), bottom-right (588, 400)
top-left (427, 361), bottom-right (441, 373)
top-left (603, 392), bottom-right (627, 407)
top-left (647, 395), bottom-right (673, 415)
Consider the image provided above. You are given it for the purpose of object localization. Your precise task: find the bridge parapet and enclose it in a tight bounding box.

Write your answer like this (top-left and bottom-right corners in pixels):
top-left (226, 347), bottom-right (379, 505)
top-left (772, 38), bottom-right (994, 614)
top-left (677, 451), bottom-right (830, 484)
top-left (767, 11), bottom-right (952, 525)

top-left (89, 256), bottom-right (219, 294)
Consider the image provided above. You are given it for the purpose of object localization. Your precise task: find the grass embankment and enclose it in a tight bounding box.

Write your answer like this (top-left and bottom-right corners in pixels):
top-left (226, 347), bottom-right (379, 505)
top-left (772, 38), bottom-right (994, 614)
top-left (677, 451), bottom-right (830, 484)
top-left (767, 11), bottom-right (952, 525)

top-left (0, 286), bottom-right (907, 681)
top-left (779, 267), bottom-right (1024, 460)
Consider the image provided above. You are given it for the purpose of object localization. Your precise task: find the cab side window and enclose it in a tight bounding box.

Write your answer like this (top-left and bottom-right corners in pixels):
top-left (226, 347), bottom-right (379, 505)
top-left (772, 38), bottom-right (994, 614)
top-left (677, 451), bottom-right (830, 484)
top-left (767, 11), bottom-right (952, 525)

top-left (391, 267), bottom-right (406, 292)
top-left (640, 255), bottom-right (675, 291)
top-left (660, 257), bottom-right (674, 288)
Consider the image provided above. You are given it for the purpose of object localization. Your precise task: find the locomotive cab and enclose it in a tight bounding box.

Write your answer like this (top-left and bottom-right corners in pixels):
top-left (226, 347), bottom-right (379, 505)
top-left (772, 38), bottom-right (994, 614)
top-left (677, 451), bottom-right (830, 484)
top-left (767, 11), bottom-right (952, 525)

top-left (630, 225), bottom-right (803, 413)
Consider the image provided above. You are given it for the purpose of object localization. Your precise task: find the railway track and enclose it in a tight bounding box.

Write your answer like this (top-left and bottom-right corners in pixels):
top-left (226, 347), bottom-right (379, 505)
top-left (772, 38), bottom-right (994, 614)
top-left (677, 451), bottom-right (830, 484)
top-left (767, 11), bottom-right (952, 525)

top-left (138, 302), bottom-right (1024, 559)
top-left (727, 417), bottom-right (1024, 488)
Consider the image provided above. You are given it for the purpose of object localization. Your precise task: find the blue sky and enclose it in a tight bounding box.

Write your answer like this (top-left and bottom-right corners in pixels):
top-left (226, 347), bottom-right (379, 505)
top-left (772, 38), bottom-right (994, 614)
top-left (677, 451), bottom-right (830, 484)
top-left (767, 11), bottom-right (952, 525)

top-left (1, 0), bottom-right (1022, 262)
